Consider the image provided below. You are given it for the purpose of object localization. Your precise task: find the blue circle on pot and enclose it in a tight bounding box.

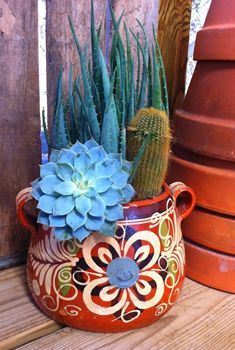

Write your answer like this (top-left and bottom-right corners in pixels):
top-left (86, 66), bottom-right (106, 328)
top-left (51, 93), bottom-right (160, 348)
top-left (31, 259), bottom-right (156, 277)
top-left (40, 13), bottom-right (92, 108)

top-left (107, 257), bottom-right (139, 288)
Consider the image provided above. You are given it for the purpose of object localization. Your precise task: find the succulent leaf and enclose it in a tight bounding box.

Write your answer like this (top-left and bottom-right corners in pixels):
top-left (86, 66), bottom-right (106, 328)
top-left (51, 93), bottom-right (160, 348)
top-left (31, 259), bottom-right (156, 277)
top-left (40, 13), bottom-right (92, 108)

top-left (32, 140), bottom-right (134, 241)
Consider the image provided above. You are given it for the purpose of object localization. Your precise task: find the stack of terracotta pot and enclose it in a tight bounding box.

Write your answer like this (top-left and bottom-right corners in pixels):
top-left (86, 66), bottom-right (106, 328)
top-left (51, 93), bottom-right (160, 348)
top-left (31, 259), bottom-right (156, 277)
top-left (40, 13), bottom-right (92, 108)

top-left (168, 0), bottom-right (235, 293)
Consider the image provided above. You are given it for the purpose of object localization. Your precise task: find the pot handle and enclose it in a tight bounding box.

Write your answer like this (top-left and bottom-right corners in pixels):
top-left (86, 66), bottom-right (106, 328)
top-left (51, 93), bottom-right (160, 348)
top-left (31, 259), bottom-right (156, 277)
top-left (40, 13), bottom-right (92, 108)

top-left (16, 187), bottom-right (37, 235)
top-left (169, 182), bottom-right (196, 221)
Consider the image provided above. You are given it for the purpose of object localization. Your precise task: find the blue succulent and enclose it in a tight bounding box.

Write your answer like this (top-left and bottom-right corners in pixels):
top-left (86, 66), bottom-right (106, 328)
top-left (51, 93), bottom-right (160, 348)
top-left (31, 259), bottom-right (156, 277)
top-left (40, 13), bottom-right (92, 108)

top-left (31, 139), bottom-right (135, 241)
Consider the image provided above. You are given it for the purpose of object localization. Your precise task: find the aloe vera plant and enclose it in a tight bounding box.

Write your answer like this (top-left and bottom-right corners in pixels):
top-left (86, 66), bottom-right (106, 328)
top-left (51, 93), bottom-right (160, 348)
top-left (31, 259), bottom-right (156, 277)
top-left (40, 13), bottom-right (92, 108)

top-left (44, 0), bottom-right (169, 159)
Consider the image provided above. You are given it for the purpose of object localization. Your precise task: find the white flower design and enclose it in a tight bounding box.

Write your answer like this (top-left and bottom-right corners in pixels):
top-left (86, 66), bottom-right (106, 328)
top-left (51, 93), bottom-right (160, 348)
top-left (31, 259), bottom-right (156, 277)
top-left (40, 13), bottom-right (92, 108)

top-left (73, 227), bottom-right (165, 323)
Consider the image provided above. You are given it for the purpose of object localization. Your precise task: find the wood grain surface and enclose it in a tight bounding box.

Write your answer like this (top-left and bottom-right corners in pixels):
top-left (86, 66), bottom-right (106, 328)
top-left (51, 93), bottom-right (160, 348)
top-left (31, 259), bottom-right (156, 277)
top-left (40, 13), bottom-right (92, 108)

top-left (0, 266), bottom-right (232, 350)
top-left (158, 0), bottom-right (192, 115)
top-left (0, 0), bottom-right (41, 258)
top-left (0, 266), bottom-right (62, 350)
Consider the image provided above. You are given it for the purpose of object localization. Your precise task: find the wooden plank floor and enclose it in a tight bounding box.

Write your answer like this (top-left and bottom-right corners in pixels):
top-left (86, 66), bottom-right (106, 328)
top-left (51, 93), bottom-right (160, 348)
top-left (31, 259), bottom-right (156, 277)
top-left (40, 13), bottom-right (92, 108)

top-left (0, 266), bottom-right (234, 350)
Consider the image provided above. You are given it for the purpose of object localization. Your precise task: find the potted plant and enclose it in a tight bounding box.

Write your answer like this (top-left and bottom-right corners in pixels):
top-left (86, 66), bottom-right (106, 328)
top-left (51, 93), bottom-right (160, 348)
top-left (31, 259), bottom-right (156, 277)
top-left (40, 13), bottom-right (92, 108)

top-left (16, 1), bottom-right (195, 332)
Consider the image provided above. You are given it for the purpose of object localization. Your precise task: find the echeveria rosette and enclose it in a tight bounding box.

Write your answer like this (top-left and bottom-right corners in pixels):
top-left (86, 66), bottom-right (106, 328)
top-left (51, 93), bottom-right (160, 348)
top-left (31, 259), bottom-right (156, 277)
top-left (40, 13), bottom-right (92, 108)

top-left (31, 139), bottom-right (135, 241)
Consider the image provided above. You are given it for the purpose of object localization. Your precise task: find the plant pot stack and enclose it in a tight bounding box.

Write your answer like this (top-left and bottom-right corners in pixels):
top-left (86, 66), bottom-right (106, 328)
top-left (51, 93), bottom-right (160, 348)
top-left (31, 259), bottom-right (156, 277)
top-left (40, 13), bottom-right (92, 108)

top-left (168, 0), bottom-right (235, 293)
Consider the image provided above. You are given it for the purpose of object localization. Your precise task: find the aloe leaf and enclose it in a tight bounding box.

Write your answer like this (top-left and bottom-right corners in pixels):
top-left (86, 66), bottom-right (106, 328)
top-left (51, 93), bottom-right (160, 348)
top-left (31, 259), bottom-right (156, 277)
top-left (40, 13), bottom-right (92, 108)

top-left (110, 6), bottom-right (127, 129)
top-left (120, 127), bottom-right (126, 159)
top-left (91, 76), bottom-right (102, 123)
top-left (153, 24), bottom-right (169, 115)
top-left (147, 50), bottom-right (153, 107)
top-left (100, 48), bottom-right (119, 153)
top-left (52, 99), bottom-right (68, 150)
top-left (91, 0), bottom-right (101, 87)
top-left (135, 33), bottom-right (141, 113)
top-left (97, 22), bottom-right (102, 41)
top-left (68, 64), bottom-right (77, 143)
top-left (110, 9), bottom-right (124, 72)
top-left (75, 84), bottom-right (92, 143)
top-left (114, 48), bottom-right (122, 125)
top-left (74, 77), bottom-right (84, 142)
top-left (124, 22), bottom-right (131, 102)
top-left (69, 16), bottom-right (100, 142)
top-left (127, 57), bottom-right (135, 123)
top-left (42, 107), bottom-right (50, 149)
top-left (51, 68), bottom-right (69, 149)
top-left (54, 65), bottom-right (63, 116)
top-left (131, 29), bottom-right (148, 110)
top-left (152, 44), bottom-right (162, 109)
top-left (129, 133), bottom-right (152, 183)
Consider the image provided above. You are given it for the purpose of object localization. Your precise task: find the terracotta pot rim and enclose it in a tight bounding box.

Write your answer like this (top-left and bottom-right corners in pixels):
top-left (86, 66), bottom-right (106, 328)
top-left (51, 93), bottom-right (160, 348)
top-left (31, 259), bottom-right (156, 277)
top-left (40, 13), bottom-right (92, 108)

top-left (185, 240), bottom-right (235, 293)
top-left (123, 182), bottom-right (170, 209)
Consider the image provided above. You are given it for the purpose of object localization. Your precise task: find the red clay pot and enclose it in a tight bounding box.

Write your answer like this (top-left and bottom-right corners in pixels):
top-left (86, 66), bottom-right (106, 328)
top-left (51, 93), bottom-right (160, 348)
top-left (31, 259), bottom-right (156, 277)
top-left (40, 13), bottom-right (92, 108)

top-left (182, 207), bottom-right (235, 255)
top-left (185, 240), bottom-right (235, 293)
top-left (174, 62), bottom-right (235, 161)
top-left (169, 0), bottom-right (235, 291)
top-left (16, 183), bottom-right (195, 332)
top-left (174, 0), bottom-right (235, 162)
top-left (169, 148), bottom-right (235, 216)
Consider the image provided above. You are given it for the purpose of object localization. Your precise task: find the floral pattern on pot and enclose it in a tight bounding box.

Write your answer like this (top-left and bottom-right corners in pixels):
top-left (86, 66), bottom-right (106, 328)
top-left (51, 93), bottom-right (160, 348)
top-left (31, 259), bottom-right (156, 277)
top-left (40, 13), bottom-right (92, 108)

top-left (26, 195), bottom-right (185, 331)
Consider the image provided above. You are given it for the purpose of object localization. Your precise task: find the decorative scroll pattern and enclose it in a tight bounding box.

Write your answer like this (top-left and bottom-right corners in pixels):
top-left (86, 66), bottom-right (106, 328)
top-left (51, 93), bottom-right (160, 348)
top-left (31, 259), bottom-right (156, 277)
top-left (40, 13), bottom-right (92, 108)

top-left (29, 200), bottom-right (185, 324)
top-left (29, 228), bottom-right (82, 316)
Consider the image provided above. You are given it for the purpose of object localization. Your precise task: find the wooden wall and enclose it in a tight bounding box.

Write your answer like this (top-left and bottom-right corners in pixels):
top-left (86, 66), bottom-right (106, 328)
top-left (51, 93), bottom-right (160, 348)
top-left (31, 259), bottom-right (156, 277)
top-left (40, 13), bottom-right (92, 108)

top-left (158, 0), bottom-right (192, 114)
top-left (0, 0), bottom-right (192, 265)
top-left (0, 0), bottom-right (40, 263)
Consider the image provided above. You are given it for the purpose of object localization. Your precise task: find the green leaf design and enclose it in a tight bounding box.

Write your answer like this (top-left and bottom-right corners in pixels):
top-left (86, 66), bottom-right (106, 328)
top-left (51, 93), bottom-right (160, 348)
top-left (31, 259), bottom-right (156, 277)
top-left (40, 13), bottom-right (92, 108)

top-left (58, 266), bottom-right (72, 296)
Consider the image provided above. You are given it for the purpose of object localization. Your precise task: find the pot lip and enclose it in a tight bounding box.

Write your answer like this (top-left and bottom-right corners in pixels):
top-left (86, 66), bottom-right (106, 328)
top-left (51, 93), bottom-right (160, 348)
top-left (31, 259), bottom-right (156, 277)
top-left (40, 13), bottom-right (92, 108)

top-left (123, 182), bottom-right (170, 209)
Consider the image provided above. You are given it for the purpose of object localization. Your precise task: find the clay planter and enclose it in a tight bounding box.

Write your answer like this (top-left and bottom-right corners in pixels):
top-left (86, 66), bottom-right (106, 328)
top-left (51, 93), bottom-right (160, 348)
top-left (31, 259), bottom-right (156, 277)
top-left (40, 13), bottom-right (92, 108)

top-left (169, 0), bottom-right (235, 292)
top-left (174, 61), bottom-right (235, 162)
top-left (185, 240), bottom-right (235, 294)
top-left (16, 182), bottom-right (195, 332)
top-left (169, 148), bottom-right (235, 216)
top-left (182, 207), bottom-right (235, 255)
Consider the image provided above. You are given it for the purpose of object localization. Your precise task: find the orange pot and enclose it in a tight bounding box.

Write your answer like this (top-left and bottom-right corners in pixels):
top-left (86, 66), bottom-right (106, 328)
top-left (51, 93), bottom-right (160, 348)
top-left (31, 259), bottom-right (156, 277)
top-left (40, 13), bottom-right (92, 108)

top-left (16, 183), bottom-right (195, 332)
top-left (169, 148), bottom-right (235, 216)
top-left (182, 207), bottom-right (235, 255)
top-left (169, 0), bottom-right (235, 292)
top-left (185, 240), bottom-right (235, 293)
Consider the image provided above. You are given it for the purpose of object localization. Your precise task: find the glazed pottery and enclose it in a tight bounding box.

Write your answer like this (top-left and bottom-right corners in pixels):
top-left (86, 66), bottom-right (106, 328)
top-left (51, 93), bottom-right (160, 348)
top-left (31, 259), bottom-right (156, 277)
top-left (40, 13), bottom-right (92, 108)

top-left (16, 182), bottom-right (195, 332)
top-left (168, 0), bottom-right (235, 292)
top-left (185, 240), bottom-right (235, 294)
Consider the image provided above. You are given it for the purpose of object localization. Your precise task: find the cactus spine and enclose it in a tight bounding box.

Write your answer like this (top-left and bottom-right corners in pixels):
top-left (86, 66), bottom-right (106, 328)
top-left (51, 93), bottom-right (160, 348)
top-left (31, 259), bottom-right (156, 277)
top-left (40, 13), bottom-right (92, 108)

top-left (127, 107), bottom-right (171, 200)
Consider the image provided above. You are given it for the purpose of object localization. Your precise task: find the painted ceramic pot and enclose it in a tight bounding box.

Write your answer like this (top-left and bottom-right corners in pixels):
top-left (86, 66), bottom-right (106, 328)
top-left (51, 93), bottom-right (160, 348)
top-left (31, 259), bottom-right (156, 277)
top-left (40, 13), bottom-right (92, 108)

top-left (16, 182), bottom-right (195, 332)
top-left (185, 240), bottom-right (235, 294)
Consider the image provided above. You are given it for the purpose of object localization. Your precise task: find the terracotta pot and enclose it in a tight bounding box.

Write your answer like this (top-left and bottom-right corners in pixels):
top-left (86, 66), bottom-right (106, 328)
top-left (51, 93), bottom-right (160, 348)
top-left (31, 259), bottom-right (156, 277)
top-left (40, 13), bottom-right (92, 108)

top-left (169, 0), bottom-right (235, 291)
top-left (169, 147), bottom-right (235, 216)
top-left (185, 240), bottom-right (235, 293)
top-left (16, 182), bottom-right (195, 332)
top-left (182, 207), bottom-right (235, 255)
top-left (174, 62), bottom-right (235, 161)
top-left (174, 0), bottom-right (235, 162)
top-left (194, 0), bottom-right (235, 61)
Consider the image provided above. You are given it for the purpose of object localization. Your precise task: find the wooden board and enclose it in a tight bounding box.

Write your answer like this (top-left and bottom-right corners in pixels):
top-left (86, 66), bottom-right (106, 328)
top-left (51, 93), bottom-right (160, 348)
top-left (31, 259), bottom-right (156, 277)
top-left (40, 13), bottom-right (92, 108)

top-left (0, 266), bottom-right (61, 350)
top-left (0, 0), bottom-right (41, 258)
top-left (0, 266), bottom-right (233, 350)
top-left (16, 281), bottom-right (235, 350)
top-left (158, 0), bottom-right (192, 115)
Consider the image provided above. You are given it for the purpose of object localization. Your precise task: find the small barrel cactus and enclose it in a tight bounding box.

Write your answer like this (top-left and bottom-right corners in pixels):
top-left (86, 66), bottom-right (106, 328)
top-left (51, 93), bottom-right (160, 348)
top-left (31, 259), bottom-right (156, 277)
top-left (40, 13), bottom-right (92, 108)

top-left (127, 107), bottom-right (171, 200)
top-left (31, 139), bottom-right (135, 241)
